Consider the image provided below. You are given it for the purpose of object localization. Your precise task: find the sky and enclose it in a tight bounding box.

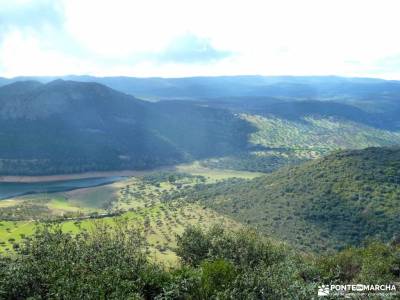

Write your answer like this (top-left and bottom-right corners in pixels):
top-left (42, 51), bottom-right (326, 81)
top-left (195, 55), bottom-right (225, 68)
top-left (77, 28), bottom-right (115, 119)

top-left (1, 0), bottom-right (400, 78)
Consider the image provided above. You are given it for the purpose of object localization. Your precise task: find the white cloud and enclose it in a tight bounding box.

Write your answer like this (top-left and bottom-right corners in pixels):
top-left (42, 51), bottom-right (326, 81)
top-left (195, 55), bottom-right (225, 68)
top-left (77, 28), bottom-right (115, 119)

top-left (1, 0), bottom-right (400, 78)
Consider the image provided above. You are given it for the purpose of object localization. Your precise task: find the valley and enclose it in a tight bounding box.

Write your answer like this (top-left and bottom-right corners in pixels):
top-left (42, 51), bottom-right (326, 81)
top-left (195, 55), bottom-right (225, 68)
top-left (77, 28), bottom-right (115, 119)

top-left (0, 164), bottom-right (260, 265)
top-left (1, 76), bottom-right (400, 298)
top-left (1, 77), bottom-right (400, 255)
top-left (3, 0), bottom-right (400, 295)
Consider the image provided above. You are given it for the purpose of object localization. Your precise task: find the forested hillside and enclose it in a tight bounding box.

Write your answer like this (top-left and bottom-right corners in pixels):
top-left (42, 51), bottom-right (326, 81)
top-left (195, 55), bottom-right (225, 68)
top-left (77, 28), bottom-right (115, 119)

top-left (169, 147), bottom-right (400, 251)
top-left (201, 113), bottom-right (400, 173)
top-left (0, 80), bottom-right (252, 175)
top-left (2, 76), bottom-right (400, 176)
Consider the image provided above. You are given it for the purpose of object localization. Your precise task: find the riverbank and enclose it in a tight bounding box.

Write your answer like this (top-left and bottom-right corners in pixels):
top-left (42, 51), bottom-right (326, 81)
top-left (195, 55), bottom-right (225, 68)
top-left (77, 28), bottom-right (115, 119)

top-left (0, 166), bottom-right (174, 183)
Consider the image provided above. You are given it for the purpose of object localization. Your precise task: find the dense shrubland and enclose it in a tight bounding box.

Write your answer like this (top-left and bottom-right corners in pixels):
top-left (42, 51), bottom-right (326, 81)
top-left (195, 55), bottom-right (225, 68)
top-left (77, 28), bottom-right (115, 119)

top-left (162, 147), bottom-right (400, 251)
top-left (0, 223), bottom-right (399, 299)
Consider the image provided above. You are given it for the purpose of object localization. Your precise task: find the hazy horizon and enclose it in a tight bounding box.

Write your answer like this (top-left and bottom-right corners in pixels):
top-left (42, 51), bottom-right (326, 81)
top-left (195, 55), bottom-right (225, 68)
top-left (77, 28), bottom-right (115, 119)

top-left (0, 74), bottom-right (398, 81)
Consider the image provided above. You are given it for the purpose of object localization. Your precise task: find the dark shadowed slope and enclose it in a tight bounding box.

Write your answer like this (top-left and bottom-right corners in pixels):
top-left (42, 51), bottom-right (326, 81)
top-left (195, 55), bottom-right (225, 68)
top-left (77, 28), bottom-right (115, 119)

top-left (0, 80), bottom-right (253, 175)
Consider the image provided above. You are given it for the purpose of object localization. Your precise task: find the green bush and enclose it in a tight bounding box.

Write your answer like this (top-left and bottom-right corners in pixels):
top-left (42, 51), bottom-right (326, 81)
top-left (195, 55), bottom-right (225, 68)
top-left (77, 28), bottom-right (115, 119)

top-left (200, 259), bottom-right (236, 297)
top-left (0, 224), bottom-right (399, 299)
top-left (0, 221), bottom-right (166, 299)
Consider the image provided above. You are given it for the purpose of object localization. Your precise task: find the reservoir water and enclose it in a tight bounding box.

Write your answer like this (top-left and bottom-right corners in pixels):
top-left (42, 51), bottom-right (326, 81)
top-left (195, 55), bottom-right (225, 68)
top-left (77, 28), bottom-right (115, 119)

top-left (0, 176), bottom-right (125, 200)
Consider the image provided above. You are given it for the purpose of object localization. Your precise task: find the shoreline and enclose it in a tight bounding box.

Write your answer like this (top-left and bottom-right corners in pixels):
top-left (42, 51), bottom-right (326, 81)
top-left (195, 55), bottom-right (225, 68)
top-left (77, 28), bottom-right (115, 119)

top-left (0, 166), bottom-right (175, 183)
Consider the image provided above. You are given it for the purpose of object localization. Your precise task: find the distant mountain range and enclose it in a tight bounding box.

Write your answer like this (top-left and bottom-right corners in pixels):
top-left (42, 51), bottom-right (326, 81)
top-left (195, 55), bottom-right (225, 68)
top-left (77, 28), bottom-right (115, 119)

top-left (1, 75), bottom-right (400, 175)
top-left (2, 75), bottom-right (400, 127)
top-left (1, 75), bottom-right (400, 102)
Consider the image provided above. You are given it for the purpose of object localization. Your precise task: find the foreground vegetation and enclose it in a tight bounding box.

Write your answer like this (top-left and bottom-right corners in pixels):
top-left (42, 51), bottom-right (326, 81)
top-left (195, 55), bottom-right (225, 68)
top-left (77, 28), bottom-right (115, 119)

top-left (1, 223), bottom-right (399, 299)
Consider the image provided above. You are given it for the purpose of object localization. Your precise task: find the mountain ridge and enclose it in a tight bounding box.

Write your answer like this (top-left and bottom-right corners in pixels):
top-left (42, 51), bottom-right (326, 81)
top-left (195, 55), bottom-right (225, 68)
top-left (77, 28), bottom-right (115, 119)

top-left (2, 75), bottom-right (400, 101)
top-left (0, 80), bottom-right (253, 175)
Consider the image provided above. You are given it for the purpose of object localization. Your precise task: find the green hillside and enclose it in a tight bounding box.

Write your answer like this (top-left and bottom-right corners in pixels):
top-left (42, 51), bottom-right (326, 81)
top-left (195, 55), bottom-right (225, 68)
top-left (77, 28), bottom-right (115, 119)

top-left (172, 147), bottom-right (400, 251)
top-left (245, 114), bottom-right (400, 151)
top-left (3, 79), bottom-right (400, 176)
top-left (0, 80), bottom-right (253, 175)
top-left (201, 114), bottom-right (400, 173)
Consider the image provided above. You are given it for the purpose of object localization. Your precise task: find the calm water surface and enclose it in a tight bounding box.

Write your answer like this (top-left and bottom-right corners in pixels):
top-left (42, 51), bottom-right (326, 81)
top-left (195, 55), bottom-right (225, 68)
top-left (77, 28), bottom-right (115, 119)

top-left (0, 176), bottom-right (125, 200)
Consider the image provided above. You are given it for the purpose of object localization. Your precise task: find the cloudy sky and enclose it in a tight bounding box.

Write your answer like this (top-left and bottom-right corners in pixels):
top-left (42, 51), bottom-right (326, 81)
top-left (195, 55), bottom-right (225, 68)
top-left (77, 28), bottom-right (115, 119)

top-left (1, 0), bottom-right (400, 78)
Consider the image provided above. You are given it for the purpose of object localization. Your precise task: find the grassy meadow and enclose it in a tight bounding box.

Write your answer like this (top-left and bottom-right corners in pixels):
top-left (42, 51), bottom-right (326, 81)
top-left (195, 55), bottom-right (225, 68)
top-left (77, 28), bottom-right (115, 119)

top-left (0, 165), bottom-right (257, 265)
